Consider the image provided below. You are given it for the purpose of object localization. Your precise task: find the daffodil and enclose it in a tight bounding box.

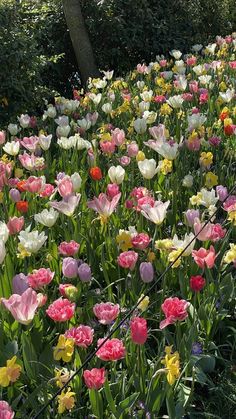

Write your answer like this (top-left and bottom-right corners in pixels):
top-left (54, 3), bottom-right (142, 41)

top-left (57, 387), bottom-right (75, 414)
top-left (137, 294), bottom-right (150, 312)
top-left (116, 231), bottom-right (133, 251)
top-left (0, 356), bottom-right (22, 387)
top-left (224, 244), bottom-right (236, 264)
top-left (161, 346), bottom-right (180, 385)
top-left (53, 335), bottom-right (74, 362)
top-left (199, 152), bottom-right (213, 168)
top-left (205, 172), bottom-right (218, 189)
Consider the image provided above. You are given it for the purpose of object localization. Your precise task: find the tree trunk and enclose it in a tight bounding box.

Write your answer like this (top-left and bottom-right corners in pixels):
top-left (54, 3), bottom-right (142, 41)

top-left (62, 0), bottom-right (100, 85)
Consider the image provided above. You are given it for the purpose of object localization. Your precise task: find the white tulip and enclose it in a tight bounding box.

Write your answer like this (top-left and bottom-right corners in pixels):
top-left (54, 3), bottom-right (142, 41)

top-left (18, 230), bottom-right (47, 253)
top-left (142, 111), bottom-right (157, 124)
top-left (138, 159), bottom-right (158, 179)
top-left (56, 125), bottom-right (70, 138)
top-left (140, 90), bottom-right (153, 102)
top-left (139, 101), bottom-right (150, 112)
top-left (187, 114), bottom-right (207, 131)
top-left (71, 172), bottom-right (82, 191)
top-left (167, 95), bottom-right (184, 108)
top-left (0, 222), bottom-right (9, 243)
top-left (141, 200), bottom-right (170, 224)
top-left (172, 233), bottom-right (196, 256)
top-left (0, 240), bottom-right (6, 264)
top-left (57, 136), bottom-right (77, 150)
top-left (108, 165), bottom-right (125, 184)
top-left (133, 118), bottom-right (147, 134)
top-left (219, 89), bottom-right (235, 103)
top-left (182, 174), bottom-right (193, 188)
top-left (88, 93), bottom-right (102, 105)
top-left (34, 208), bottom-right (59, 227)
top-left (7, 124), bottom-right (18, 136)
top-left (102, 103), bottom-right (112, 114)
top-left (170, 50), bottom-right (182, 59)
top-left (3, 141), bottom-right (20, 156)
top-left (18, 114), bottom-right (30, 128)
top-left (77, 118), bottom-right (91, 130)
top-left (39, 134), bottom-right (52, 151)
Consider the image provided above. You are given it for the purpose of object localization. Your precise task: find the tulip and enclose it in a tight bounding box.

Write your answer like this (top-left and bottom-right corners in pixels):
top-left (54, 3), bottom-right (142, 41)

top-left (108, 166), bottom-right (125, 185)
top-left (62, 258), bottom-right (78, 278)
top-left (130, 317), bottom-right (148, 344)
top-left (139, 262), bottom-right (154, 283)
top-left (1, 288), bottom-right (39, 325)
top-left (0, 240), bottom-right (6, 264)
top-left (78, 263), bottom-right (92, 282)
top-left (138, 159), bottom-right (158, 179)
top-left (12, 273), bottom-right (29, 295)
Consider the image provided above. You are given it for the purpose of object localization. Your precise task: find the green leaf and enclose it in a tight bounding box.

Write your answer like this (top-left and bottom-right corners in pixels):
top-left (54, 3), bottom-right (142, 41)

top-left (21, 333), bottom-right (38, 381)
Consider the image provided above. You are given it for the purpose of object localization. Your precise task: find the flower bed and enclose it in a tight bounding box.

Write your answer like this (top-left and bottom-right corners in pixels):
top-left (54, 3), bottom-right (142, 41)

top-left (0, 34), bottom-right (236, 418)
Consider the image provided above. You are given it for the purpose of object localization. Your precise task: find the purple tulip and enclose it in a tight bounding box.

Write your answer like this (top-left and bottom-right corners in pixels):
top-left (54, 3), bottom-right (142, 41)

top-left (185, 209), bottom-right (200, 226)
top-left (78, 263), bottom-right (92, 282)
top-left (9, 188), bottom-right (21, 203)
top-left (62, 257), bottom-right (78, 278)
top-left (216, 185), bottom-right (228, 202)
top-left (12, 273), bottom-right (29, 295)
top-left (139, 262), bottom-right (154, 283)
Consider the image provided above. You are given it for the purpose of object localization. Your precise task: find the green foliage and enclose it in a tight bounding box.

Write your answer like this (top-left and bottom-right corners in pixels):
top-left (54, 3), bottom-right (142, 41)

top-left (0, 0), bottom-right (235, 123)
top-left (0, 0), bottom-right (76, 124)
top-left (81, 0), bottom-right (236, 72)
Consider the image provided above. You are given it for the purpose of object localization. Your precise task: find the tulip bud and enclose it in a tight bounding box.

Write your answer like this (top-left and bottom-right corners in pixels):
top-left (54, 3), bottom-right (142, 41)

top-left (9, 188), bottom-right (21, 202)
top-left (62, 257), bottom-right (78, 278)
top-left (64, 285), bottom-right (78, 301)
top-left (12, 273), bottom-right (29, 295)
top-left (139, 262), bottom-right (154, 283)
top-left (78, 263), bottom-right (92, 282)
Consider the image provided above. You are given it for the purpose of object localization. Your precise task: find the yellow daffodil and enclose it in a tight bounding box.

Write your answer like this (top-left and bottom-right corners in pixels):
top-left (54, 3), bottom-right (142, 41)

top-left (137, 294), bottom-right (150, 312)
top-left (53, 335), bottom-right (74, 363)
top-left (168, 249), bottom-right (182, 268)
top-left (155, 239), bottom-right (173, 251)
top-left (116, 231), bottom-right (133, 251)
top-left (190, 192), bottom-right (202, 206)
top-left (160, 103), bottom-right (172, 116)
top-left (0, 356), bottom-right (21, 387)
top-left (228, 209), bottom-right (236, 226)
top-left (161, 346), bottom-right (180, 385)
top-left (199, 152), bottom-right (213, 168)
top-left (54, 368), bottom-right (71, 388)
top-left (205, 172), bottom-right (218, 189)
top-left (159, 159), bottom-right (173, 175)
top-left (57, 387), bottom-right (75, 414)
top-left (224, 244), bottom-right (236, 264)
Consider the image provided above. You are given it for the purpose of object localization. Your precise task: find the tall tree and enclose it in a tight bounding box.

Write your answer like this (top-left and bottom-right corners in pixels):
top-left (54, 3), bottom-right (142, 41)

top-left (62, 0), bottom-right (100, 85)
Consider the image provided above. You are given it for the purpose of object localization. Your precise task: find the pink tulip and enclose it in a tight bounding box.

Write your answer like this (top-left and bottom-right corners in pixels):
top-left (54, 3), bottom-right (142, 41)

top-left (132, 233), bottom-right (150, 250)
top-left (7, 216), bottom-right (24, 235)
top-left (106, 183), bottom-right (120, 199)
top-left (27, 268), bottom-right (54, 289)
top-left (20, 136), bottom-right (39, 152)
top-left (0, 131), bottom-right (6, 145)
top-left (1, 288), bottom-right (39, 325)
top-left (65, 325), bottom-right (94, 348)
top-left (0, 400), bottom-right (15, 419)
top-left (160, 297), bottom-right (190, 329)
top-left (96, 338), bottom-right (126, 361)
top-left (83, 368), bottom-right (106, 390)
top-left (40, 183), bottom-right (55, 198)
top-left (100, 139), bottom-right (116, 155)
top-left (46, 298), bottom-right (75, 322)
top-left (117, 251), bottom-right (138, 270)
top-left (130, 317), bottom-right (148, 344)
top-left (192, 245), bottom-right (216, 269)
top-left (57, 176), bottom-right (74, 198)
top-left (58, 240), bottom-right (80, 256)
top-left (194, 218), bottom-right (213, 241)
top-left (111, 128), bottom-right (125, 146)
top-left (23, 176), bottom-right (44, 193)
top-left (50, 194), bottom-right (81, 216)
top-left (93, 302), bottom-right (120, 325)
top-left (87, 193), bottom-right (121, 220)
